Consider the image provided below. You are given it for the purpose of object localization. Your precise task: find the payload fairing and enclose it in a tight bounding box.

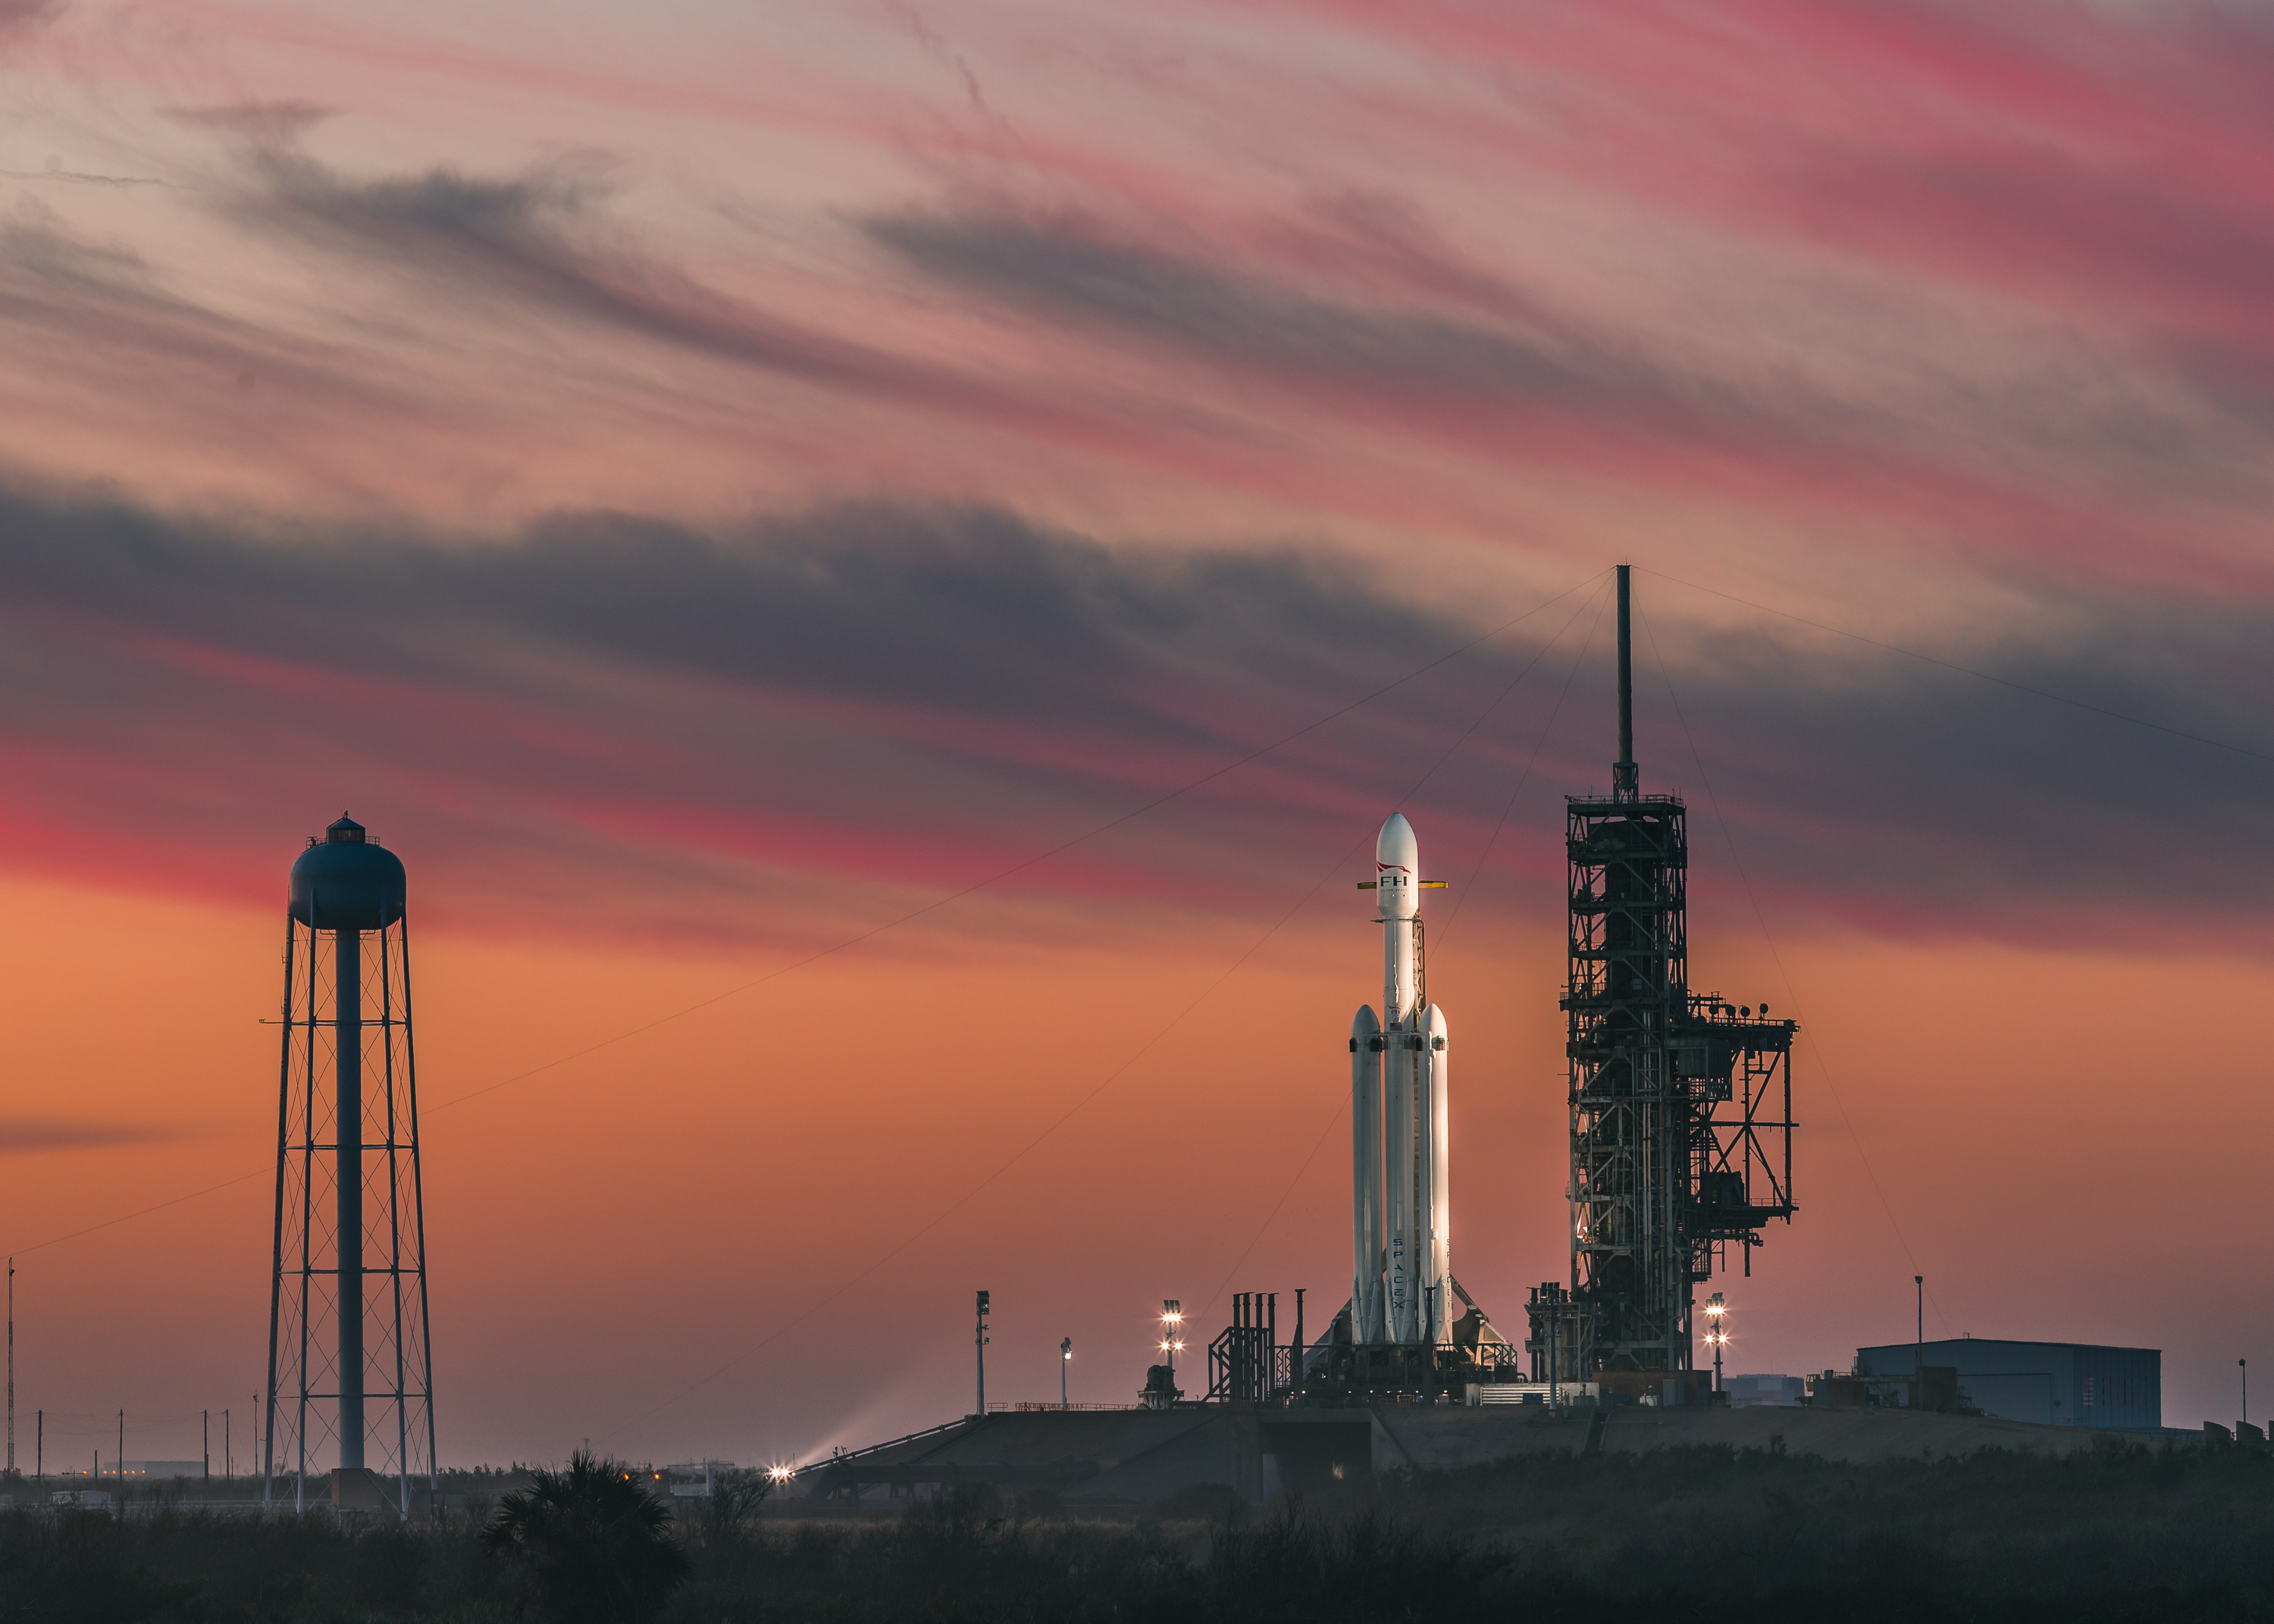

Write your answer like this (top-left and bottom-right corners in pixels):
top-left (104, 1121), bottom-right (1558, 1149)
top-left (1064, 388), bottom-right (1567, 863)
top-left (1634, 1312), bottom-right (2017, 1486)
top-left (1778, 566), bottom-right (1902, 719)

top-left (1350, 813), bottom-right (1451, 1347)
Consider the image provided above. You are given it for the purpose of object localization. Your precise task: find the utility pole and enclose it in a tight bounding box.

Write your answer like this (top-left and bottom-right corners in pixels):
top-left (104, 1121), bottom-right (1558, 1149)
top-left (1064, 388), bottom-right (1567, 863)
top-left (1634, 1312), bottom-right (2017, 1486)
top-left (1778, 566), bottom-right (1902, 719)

top-left (1915, 1276), bottom-right (1924, 1371)
top-left (117, 1410), bottom-right (124, 1484)
top-left (224, 1410), bottom-right (230, 1479)
top-left (203, 1411), bottom-right (209, 1478)
top-left (2242, 1359), bottom-right (2249, 1429)
top-left (35, 1410), bottom-right (40, 1478)
top-left (7, 1256), bottom-right (14, 1475)
top-left (974, 1291), bottom-right (990, 1417)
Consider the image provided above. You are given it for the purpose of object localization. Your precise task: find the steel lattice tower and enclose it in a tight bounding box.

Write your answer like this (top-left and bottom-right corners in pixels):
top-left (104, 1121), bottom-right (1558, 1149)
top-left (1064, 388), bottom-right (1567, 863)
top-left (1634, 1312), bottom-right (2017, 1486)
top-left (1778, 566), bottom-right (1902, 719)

top-left (265, 814), bottom-right (436, 1514)
top-left (1529, 569), bottom-right (1796, 1381)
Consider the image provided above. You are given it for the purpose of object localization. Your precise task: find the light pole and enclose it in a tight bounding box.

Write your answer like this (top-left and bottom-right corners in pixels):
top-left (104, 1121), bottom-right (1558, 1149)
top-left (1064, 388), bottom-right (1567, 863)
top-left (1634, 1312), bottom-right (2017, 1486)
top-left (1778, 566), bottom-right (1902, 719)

top-left (2242, 1359), bottom-right (2249, 1430)
top-left (1705, 1292), bottom-right (1727, 1397)
top-left (975, 1291), bottom-right (991, 1417)
top-left (1160, 1300), bottom-right (1184, 1400)
top-left (1061, 1338), bottom-right (1073, 1411)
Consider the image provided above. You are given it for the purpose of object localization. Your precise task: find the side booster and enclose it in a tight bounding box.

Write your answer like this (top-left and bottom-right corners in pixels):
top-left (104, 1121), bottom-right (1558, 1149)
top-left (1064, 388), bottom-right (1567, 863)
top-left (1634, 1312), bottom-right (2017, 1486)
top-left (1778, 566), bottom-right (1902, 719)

top-left (1350, 813), bottom-right (1451, 1347)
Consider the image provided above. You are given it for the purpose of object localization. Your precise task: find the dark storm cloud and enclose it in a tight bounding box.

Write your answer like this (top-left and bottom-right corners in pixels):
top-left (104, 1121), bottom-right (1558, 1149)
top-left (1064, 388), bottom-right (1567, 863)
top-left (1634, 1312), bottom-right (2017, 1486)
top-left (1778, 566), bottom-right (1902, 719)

top-left (0, 484), bottom-right (2263, 947)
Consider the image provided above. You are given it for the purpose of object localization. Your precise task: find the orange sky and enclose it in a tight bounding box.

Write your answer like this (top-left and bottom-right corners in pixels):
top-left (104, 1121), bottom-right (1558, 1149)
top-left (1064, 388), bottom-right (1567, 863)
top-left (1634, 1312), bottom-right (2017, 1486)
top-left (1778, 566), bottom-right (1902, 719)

top-left (3, 860), bottom-right (2267, 1465)
top-left (2, 0), bottom-right (2271, 1466)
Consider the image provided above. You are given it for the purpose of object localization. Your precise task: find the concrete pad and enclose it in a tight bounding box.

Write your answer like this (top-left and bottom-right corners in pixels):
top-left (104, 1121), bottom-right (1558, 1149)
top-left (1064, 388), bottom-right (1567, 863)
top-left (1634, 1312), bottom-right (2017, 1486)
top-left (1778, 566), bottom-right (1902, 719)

top-left (805, 1400), bottom-right (2160, 1507)
top-left (1373, 1402), bottom-right (2135, 1471)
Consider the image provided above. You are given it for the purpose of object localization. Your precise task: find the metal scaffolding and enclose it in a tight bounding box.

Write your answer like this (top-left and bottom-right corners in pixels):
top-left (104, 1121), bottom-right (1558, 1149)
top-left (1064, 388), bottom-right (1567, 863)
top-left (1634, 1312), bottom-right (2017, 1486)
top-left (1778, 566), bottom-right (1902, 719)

top-left (1529, 569), bottom-right (1795, 1381)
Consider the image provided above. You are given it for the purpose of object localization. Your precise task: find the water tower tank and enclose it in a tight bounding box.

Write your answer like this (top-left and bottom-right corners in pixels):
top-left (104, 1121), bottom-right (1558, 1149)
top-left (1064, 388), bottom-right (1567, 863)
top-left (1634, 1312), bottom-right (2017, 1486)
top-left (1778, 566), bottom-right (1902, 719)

top-left (288, 815), bottom-right (406, 931)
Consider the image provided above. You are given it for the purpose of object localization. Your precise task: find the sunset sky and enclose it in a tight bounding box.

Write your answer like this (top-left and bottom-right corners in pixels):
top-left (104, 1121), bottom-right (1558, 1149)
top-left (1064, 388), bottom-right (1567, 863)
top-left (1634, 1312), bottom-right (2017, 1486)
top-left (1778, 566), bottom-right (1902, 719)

top-left (2, 0), bottom-right (2270, 1469)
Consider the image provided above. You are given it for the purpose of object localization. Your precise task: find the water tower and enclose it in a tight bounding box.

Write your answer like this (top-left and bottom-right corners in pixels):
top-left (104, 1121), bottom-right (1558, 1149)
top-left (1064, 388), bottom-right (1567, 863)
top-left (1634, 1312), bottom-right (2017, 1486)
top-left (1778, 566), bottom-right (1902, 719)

top-left (264, 814), bottom-right (436, 1514)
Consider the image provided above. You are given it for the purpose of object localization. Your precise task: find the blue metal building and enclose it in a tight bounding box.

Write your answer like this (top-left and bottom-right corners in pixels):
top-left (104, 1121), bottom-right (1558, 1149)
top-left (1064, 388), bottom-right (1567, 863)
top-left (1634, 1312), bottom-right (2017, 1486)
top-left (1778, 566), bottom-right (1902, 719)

top-left (1856, 1338), bottom-right (2159, 1430)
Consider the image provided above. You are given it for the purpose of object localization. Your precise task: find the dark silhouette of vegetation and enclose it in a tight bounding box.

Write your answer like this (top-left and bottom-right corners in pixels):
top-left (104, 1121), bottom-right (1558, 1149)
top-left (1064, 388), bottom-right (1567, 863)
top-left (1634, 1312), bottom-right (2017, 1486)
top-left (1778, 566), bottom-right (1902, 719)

top-left (481, 1450), bottom-right (688, 1623)
top-left (694, 1467), bottom-right (777, 1548)
top-left (1, 1438), bottom-right (2271, 1622)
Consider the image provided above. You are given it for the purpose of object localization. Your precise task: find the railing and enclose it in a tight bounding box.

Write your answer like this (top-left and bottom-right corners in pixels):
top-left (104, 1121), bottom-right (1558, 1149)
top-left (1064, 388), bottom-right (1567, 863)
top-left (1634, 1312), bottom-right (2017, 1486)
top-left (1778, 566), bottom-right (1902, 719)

top-left (787, 1418), bottom-right (967, 1479)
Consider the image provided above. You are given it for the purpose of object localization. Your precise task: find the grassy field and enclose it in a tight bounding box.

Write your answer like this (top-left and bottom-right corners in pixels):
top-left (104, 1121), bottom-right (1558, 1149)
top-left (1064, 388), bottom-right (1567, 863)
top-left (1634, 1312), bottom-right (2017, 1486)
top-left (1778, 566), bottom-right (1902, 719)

top-left (3, 1438), bottom-right (2270, 1622)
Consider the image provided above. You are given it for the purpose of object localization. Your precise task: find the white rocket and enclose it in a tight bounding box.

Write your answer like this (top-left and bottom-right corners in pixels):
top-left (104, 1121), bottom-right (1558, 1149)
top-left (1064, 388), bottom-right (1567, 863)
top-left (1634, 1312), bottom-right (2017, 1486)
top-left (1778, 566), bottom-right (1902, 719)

top-left (1350, 813), bottom-right (1451, 1347)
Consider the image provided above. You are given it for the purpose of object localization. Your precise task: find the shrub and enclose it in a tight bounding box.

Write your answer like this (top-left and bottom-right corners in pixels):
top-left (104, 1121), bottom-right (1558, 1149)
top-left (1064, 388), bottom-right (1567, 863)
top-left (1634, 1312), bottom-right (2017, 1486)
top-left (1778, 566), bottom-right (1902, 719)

top-left (482, 1450), bottom-right (689, 1623)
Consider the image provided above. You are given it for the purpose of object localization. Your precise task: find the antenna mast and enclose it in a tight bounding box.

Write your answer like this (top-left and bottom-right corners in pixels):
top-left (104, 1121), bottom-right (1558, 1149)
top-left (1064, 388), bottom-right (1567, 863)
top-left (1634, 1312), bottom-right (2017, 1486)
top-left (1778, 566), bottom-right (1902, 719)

top-left (1613, 565), bottom-right (1637, 801)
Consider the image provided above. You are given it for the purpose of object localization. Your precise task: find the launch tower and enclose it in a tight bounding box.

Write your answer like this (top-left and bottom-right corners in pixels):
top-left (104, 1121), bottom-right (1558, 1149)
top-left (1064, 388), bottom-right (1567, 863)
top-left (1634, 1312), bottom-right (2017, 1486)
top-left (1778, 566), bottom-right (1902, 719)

top-left (265, 815), bottom-right (437, 1513)
top-left (1529, 569), bottom-right (1796, 1383)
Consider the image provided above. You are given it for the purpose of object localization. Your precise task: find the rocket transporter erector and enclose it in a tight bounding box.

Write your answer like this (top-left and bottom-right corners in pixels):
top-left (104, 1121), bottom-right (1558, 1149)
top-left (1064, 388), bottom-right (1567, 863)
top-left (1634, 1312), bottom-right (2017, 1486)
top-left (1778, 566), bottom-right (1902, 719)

top-left (1350, 813), bottom-right (1452, 1347)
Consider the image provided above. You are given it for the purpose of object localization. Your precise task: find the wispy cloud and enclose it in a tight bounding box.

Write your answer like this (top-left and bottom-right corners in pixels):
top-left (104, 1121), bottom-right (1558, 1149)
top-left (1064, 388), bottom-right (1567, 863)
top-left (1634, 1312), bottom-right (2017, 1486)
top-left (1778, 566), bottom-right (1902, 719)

top-left (162, 100), bottom-right (334, 143)
top-left (0, 0), bottom-right (2265, 957)
top-left (863, 198), bottom-right (2274, 562)
top-left (0, 1117), bottom-right (182, 1154)
top-left (0, 483), bottom-right (2262, 954)
top-left (0, 0), bottom-right (62, 44)
top-left (12, 5), bottom-right (2274, 566)
top-left (226, 148), bottom-right (1040, 418)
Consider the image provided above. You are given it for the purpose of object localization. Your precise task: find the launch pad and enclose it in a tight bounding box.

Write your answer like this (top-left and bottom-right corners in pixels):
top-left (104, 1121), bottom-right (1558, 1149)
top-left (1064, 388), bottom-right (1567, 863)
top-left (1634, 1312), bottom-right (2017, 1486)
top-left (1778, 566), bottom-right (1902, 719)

top-left (1123, 568), bottom-right (1796, 1418)
top-left (791, 1397), bottom-right (2117, 1507)
top-left (803, 565), bottom-right (1803, 1493)
top-left (1327, 565), bottom-right (1796, 1401)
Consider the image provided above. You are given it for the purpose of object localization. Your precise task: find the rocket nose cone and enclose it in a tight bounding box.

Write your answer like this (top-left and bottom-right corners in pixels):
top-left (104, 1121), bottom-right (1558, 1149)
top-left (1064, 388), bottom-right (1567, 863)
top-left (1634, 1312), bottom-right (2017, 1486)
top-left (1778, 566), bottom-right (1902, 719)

top-left (1376, 812), bottom-right (1418, 872)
